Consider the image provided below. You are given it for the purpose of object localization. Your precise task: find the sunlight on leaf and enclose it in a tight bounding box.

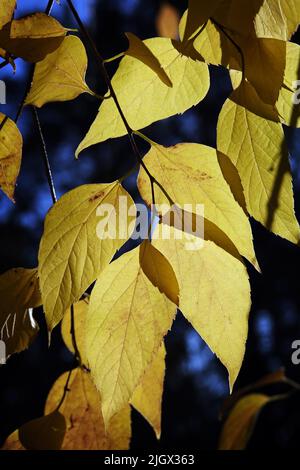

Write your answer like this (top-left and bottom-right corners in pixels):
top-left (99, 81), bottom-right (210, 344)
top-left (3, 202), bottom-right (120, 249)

top-left (87, 244), bottom-right (176, 427)
top-left (45, 369), bottom-right (131, 450)
top-left (152, 224), bottom-right (251, 391)
top-left (38, 182), bottom-right (136, 331)
top-left (25, 35), bottom-right (93, 107)
top-left (76, 38), bottom-right (209, 155)
top-left (0, 114), bottom-right (22, 201)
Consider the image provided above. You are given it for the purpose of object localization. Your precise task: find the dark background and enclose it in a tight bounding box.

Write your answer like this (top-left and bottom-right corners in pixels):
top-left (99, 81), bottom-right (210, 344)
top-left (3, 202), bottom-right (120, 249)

top-left (0, 0), bottom-right (300, 450)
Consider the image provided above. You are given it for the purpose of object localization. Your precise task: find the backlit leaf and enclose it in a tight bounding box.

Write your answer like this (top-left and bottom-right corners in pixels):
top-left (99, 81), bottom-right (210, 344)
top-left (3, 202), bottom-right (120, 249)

top-left (45, 369), bottom-right (131, 450)
top-left (138, 142), bottom-right (258, 268)
top-left (87, 244), bottom-right (176, 426)
top-left (183, 0), bottom-right (223, 42)
top-left (25, 36), bottom-right (93, 108)
top-left (217, 86), bottom-right (300, 245)
top-left (125, 32), bottom-right (172, 87)
top-left (0, 13), bottom-right (67, 63)
top-left (152, 224), bottom-right (251, 391)
top-left (0, 267), bottom-right (41, 357)
top-left (131, 343), bottom-right (166, 439)
top-left (76, 38), bottom-right (209, 155)
top-left (219, 394), bottom-right (270, 450)
top-left (0, 114), bottom-right (22, 201)
top-left (38, 182), bottom-right (135, 331)
top-left (0, 0), bottom-right (16, 29)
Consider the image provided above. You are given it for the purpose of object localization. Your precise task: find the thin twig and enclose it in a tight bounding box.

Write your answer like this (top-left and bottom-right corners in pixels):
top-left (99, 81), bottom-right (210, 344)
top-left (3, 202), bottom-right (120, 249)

top-left (70, 305), bottom-right (81, 365)
top-left (31, 107), bottom-right (57, 204)
top-left (56, 369), bottom-right (73, 411)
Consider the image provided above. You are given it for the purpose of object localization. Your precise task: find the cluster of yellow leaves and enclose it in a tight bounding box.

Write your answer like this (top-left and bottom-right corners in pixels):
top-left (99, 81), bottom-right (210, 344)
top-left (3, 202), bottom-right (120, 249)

top-left (1, 0), bottom-right (300, 452)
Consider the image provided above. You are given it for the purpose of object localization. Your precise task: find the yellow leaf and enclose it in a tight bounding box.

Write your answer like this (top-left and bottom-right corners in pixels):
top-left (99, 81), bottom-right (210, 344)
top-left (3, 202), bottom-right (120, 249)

top-left (219, 393), bottom-right (270, 450)
top-left (0, 308), bottom-right (39, 359)
top-left (252, 0), bottom-right (300, 40)
top-left (87, 244), bottom-right (176, 426)
top-left (152, 224), bottom-right (251, 391)
top-left (0, 267), bottom-right (41, 357)
top-left (25, 36), bottom-right (93, 108)
top-left (131, 343), bottom-right (166, 439)
top-left (125, 32), bottom-right (172, 87)
top-left (0, 13), bottom-right (67, 63)
top-left (191, 19), bottom-right (240, 68)
top-left (241, 37), bottom-right (286, 105)
top-left (0, 267), bottom-right (41, 315)
top-left (1, 431), bottom-right (24, 450)
top-left (0, 0), bottom-right (16, 29)
top-left (45, 369), bottom-right (131, 450)
top-left (38, 182), bottom-right (135, 331)
top-left (76, 38), bottom-right (209, 155)
top-left (156, 3), bottom-right (180, 40)
top-left (0, 114), bottom-right (22, 201)
top-left (61, 299), bottom-right (89, 365)
top-left (217, 86), bottom-right (300, 245)
top-left (276, 42), bottom-right (300, 127)
top-left (183, 0), bottom-right (223, 42)
top-left (213, 0), bottom-right (300, 40)
top-left (18, 411), bottom-right (66, 450)
top-left (139, 240), bottom-right (179, 305)
top-left (137, 142), bottom-right (258, 268)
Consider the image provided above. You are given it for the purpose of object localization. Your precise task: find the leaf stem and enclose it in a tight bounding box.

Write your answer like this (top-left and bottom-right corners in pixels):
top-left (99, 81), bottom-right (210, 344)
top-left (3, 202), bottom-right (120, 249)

top-left (104, 52), bottom-right (125, 64)
top-left (70, 304), bottom-right (81, 365)
top-left (56, 369), bottom-right (73, 411)
top-left (31, 106), bottom-right (57, 204)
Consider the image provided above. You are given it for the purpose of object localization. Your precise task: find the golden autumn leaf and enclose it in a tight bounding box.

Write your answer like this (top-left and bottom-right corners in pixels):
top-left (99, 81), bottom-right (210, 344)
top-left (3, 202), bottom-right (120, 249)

top-left (76, 38), bottom-right (209, 155)
top-left (276, 41), bottom-right (300, 127)
top-left (131, 344), bottom-right (166, 440)
top-left (0, 267), bottom-right (41, 315)
top-left (0, 114), bottom-right (22, 201)
top-left (87, 244), bottom-right (176, 427)
top-left (125, 32), bottom-right (172, 87)
top-left (1, 431), bottom-right (24, 450)
top-left (156, 3), bottom-right (179, 40)
top-left (0, 13), bottom-right (67, 63)
top-left (179, 15), bottom-right (240, 68)
top-left (25, 35), bottom-right (93, 107)
top-left (0, 267), bottom-right (41, 358)
top-left (45, 369), bottom-right (131, 450)
top-left (0, 308), bottom-right (39, 359)
top-left (219, 394), bottom-right (270, 450)
top-left (139, 240), bottom-right (179, 305)
top-left (217, 85), bottom-right (300, 245)
top-left (38, 182), bottom-right (136, 331)
top-left (18, 411), bottom-right (66, 450)
top-left (152, 224), bottom-right (251, 391)
top-left (213, 0), bottom-right (300, 40)
top-left (137, 142), bottom-right (258, 268)
top-left (240, 37), bottom-right (286, 105)
top-left (0, 0), bottom-right (16, 29)
top-left (253, 0), bottom-right (300, 40)
top-left (182, 0), bottom-right (223, 42)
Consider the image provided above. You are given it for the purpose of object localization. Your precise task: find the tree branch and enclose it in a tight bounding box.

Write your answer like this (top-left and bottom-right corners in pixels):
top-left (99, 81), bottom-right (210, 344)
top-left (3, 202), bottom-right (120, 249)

top-left (31, 106), bottom-right (57, 204)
